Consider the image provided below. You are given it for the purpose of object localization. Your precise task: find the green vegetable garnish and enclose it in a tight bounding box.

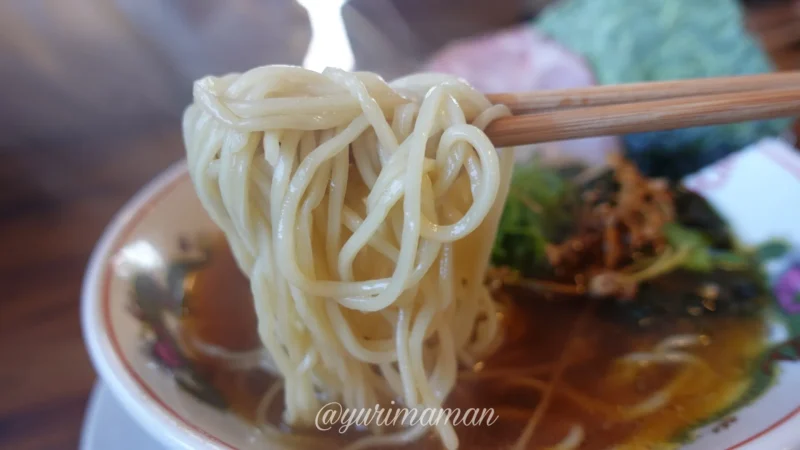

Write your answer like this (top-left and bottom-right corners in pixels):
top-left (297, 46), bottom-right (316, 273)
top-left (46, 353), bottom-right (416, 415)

top-left (755, 240), bottom-right (791, 262)
top-left (491, 159), bottom-right (578, 276)
top-left (491, 158), bottom-right (766, 307)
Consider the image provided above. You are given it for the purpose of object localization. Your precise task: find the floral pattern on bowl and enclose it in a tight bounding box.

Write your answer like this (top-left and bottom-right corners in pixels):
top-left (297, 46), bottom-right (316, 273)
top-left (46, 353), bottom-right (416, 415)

top-left (776, 263), bottom-right (800, 315)
top-left (127, 234), bottom-right (229, 411)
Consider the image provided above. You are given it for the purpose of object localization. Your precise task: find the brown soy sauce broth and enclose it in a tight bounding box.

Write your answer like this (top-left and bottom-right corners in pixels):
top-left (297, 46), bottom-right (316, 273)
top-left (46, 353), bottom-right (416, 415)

top-left (179, 241), bottom-right (768, 449)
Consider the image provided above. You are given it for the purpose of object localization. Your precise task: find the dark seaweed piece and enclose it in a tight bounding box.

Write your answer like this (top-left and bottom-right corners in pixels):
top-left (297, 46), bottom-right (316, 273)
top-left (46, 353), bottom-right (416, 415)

top-left (731, 279), bottom-right (762, 301)
top-left (673, 188), bottom-right (733, 249)
top-left (596, 267), bottom-right (769, 328)
top-left (623, 140), bottom-right (735, 181)
top-left (576, 169), bottom-right (618, 206)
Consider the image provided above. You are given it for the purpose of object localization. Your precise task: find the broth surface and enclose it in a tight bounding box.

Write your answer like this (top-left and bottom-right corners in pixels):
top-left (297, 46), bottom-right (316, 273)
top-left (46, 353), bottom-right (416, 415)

top-left (179, 241), bottom-right (768, 449)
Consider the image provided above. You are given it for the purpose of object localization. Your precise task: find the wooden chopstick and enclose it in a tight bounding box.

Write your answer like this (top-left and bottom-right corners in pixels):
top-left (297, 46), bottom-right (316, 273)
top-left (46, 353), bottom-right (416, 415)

top-left (486, 72), bottom-right (800, 114)
top-left (484, 87), bottom-right (800, 147)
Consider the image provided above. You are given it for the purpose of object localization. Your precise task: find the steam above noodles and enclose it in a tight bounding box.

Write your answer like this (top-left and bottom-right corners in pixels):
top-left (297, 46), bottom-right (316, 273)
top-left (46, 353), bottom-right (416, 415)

top-left (182, 65), bottom-right (514, 449)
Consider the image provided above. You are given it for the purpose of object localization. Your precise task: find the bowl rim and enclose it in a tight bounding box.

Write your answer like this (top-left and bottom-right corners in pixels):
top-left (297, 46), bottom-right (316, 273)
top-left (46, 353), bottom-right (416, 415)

top-left (81, 160), bottom-right (800, 450)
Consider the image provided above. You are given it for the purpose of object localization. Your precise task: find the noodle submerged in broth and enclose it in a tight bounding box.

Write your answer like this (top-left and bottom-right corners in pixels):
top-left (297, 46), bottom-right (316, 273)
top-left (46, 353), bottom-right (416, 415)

top-left (178, 239), bottom-right (768, 449)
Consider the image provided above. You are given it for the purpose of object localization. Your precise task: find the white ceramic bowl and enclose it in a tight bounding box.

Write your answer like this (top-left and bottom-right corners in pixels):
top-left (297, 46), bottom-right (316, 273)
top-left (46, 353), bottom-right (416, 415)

top-left (82, 151), bottom-right (800, 450)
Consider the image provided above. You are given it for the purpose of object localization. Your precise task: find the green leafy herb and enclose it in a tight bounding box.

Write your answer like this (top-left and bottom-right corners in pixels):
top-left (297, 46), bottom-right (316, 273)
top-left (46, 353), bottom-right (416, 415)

top-left (663, 223), bottom-right (713, 273)
top-left (683, 248), bottom-right (713, 272)
top-left (755, 240), bottom-right (791, 262)
top-left (491, 160), bottom-right (578, 275)
top-left (663, 222), bottom-right (709, 250)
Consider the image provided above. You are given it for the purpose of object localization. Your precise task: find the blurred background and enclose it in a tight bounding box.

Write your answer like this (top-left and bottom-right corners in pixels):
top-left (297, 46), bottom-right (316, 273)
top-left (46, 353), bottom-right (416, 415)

top-left (0, 1), bottom-right (798, 448)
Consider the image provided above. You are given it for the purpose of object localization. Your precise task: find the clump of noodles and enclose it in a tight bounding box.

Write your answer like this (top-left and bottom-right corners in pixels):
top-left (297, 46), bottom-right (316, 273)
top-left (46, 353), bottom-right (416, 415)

top-left (182, 65), bottom-right (514, 449)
